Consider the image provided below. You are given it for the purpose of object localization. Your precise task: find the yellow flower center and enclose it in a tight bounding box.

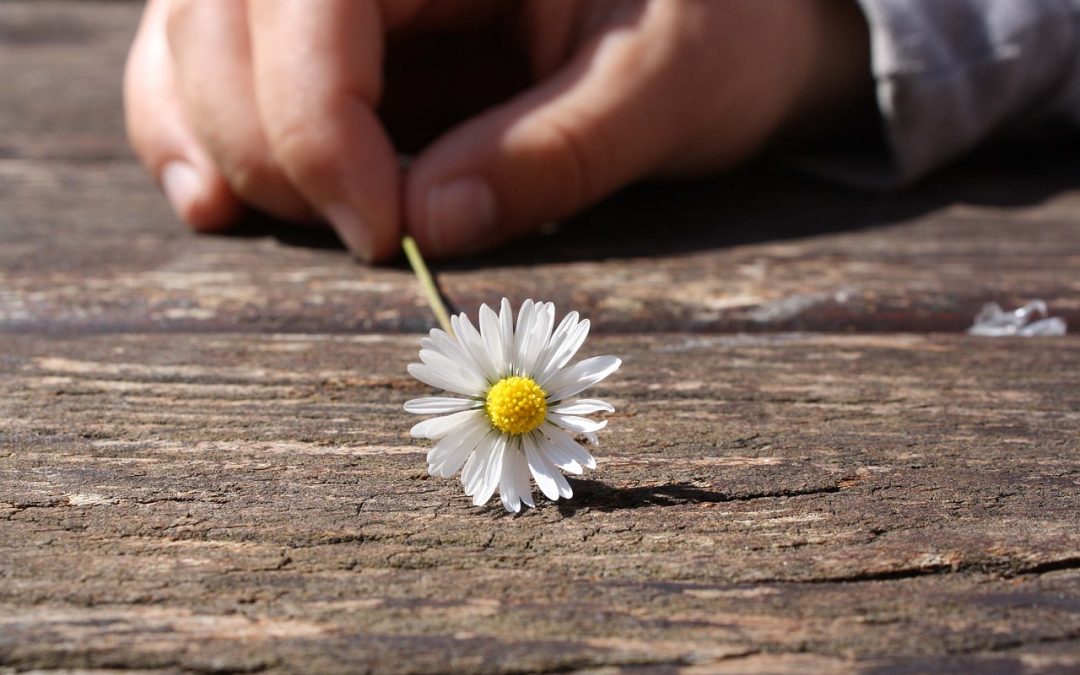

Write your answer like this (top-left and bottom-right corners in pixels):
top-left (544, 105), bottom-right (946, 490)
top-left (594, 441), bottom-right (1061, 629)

top-left (485, 376), bottom-right (547, 435)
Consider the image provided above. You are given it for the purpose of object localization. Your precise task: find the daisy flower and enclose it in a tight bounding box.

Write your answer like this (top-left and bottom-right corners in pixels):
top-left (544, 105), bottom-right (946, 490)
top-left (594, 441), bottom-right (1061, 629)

top-left (404, 299), bottom-right (621, 513)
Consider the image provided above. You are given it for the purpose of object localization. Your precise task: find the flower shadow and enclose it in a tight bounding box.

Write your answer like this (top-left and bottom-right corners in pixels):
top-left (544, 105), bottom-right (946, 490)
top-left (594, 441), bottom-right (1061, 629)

top-left (553, 478), bottom-right (734, 517)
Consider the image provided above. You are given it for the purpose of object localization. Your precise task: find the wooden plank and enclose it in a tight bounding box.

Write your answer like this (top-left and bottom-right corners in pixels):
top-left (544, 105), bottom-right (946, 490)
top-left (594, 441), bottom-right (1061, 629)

top-left (0, 1), bottom-right (134, 161)
top-left (2, 333), bottom-right (1078, 671)
top-left (3, 157), bottom-right (1079, 335)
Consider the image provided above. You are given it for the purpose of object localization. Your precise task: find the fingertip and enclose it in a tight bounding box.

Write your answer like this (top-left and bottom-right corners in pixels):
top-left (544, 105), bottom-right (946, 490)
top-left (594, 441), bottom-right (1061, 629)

top-left (160, 159), bottom-right (240, 232)
top-left (324, 202), bottom-right (375, 263)
top-left (403, 104), bottom-right (584, 259)
top-left (407, 173), bottom-right (501, 259)
top-left (262, 107), bottom-right (401, 263)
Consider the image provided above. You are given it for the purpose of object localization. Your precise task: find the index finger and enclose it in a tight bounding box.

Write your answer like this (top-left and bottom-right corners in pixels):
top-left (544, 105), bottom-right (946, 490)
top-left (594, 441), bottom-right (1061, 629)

top-left (247, 0), bottom-right (400, 262)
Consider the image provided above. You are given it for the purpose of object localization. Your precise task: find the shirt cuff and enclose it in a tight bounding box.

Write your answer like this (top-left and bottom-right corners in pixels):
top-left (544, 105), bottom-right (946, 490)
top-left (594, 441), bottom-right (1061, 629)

top-left (810, 0), bottom-right (1080, 188)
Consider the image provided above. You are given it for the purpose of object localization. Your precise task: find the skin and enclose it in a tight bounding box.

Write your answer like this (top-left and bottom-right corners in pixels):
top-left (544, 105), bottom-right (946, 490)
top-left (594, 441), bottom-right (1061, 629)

top-left (124, 0), bottom-right (872, 262)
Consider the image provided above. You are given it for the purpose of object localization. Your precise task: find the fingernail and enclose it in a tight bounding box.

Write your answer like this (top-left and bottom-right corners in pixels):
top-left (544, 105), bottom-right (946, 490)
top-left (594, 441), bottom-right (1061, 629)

top-left (324, 202), bottom-right (375, 262)
top-left (161, 160), bottom-right (202, 220)
top-left (425, 176), bottom-right (497, 254)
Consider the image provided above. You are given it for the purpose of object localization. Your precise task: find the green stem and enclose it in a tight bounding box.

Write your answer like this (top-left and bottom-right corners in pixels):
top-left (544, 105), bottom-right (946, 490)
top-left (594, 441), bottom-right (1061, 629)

top-left (402, 236), bottom-right (453, 335)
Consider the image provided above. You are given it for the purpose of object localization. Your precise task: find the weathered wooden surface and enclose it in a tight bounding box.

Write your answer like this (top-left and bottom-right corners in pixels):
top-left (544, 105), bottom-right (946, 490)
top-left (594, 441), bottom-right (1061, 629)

top-left (3, 333), bottom-right (1079, 673)
top-left (2, 2), bottom-right (1080, 674)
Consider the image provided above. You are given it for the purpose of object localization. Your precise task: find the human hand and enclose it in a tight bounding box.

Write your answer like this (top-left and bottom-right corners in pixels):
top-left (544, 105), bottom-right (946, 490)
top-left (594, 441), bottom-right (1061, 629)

top-left (125, 0), bottom-right (870, 262)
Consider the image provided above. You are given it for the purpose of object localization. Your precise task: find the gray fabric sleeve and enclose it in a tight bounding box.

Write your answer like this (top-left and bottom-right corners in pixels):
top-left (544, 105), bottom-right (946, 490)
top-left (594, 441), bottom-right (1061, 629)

top-left (812, 0), bottom-right (1080, 187)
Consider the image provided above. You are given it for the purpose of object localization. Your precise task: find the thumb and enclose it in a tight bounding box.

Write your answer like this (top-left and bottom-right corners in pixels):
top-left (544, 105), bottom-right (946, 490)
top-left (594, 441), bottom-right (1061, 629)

top-left (405, 26), bottom-right (685, 258)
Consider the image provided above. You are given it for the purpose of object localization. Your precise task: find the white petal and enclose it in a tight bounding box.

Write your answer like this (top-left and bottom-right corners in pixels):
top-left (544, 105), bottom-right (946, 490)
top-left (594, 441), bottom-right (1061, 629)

top-left (418, 331), bottom-right (457, 366)
top-left (419, 327), bottom-right (458, 360)
top-left (537, 445), bottom-right (574, 499)
top-left (537, 319), bottom-right (590, 386)
top-left (461, 437), bottom-right (494, 496)
top-left (514, 299), bottom-right (535, 340)
top-left (550, 311), bottom-right (579, 346)
top-left (540, 422), bottom-right (597, 471)
top-left (407, 363), bottom-right (466, 396)
top-left (452, 313), bottom-right (498, 383)
top-left (499, 298), bottom-right (515, 374)
top-left (524, 434), bottom-right (562, 502)
top-left (480, 302), bottom-right (508, 378)
top-left (549, 413), bottom-right (608, 434)
top-left (537, 431), bottom-right (583, 475)
top-left (532, 312), bottom-right (578, 379)
top-left (423, 328), bottom-right (488, 386)
top-left (428, 424), bottom-right (492, 479)
top-left (519, 302), bottom-right (555, 377)
top-left (583, 431), bottom-right (600, 446)
top-left (553, 457), bottom-right (583, 475)
top-left (545, 355), bottom-right (621, 402)
top-left (419, 349), bottom-right (488, 394)
top-left (499, 473), bottom-right (519, 513)
top-left (473, 435), bottom-right (506, 506)
top-left (553, 468), bottom-right (573, 498)
top-left (512, 299), bottom-right (536, 373)
top-left (550, 399), bottom-right (614, 416)
top-left (407, 362), bottom-right (483, 397)
top-left (499, 441), bottom-right (526, 513)
top-left (404, 397), bottom-right (479, 415)
top-left (512, 441), bottom-right (535, 509)
top-left (410, 409), bottom-right (483, 440)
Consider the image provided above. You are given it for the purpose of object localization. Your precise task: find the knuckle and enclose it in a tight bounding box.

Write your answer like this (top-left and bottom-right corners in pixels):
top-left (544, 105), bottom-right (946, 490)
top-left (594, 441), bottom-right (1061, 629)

top-left (203, 130), bottom-right (308, 217)
top-left (164, 0), bottom-right (199, 44)
top-left (194, 122), bottom-right (274, 200)
top-left (220, 150), bottom-right (275, 201)
top-left (531, 112), bottom-right (606, 206)
top-left (265, 116), bottom-right (337, 188)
